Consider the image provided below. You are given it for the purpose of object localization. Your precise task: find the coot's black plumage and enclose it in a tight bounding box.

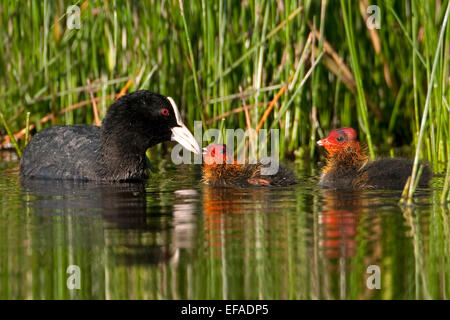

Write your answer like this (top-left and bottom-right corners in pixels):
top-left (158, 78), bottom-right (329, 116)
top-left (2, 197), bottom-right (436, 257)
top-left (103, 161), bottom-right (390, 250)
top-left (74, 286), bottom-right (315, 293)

top-left (20, 90), bottom-right (200, 181)
top-left (317, 127), bottom-right (431, 190)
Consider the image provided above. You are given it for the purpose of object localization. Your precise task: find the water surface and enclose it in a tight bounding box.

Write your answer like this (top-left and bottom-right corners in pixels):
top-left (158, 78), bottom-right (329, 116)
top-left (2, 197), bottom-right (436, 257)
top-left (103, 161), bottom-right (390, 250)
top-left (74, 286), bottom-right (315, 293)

top-left (0, 151), bottom-right (448, 299)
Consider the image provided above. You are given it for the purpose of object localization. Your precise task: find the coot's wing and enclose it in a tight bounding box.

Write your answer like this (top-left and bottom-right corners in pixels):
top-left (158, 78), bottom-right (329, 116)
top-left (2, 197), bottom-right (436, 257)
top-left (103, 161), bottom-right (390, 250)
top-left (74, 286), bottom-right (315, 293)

top-left (20, 125), bottom-right (101, 180)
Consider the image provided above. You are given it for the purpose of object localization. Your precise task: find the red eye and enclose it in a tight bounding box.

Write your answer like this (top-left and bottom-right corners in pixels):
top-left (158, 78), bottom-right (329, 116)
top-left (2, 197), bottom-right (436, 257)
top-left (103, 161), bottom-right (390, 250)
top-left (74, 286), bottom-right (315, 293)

top-left (161, 108), bottom-right (169, 116)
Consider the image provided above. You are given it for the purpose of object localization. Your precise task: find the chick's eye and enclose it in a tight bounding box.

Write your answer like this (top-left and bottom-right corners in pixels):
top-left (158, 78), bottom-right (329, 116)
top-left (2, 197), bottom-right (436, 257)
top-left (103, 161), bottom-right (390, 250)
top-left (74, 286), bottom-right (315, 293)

top-left (336, 136), bottom-right (344, 142)
top-left (161, 108), bottom-right (169, 116)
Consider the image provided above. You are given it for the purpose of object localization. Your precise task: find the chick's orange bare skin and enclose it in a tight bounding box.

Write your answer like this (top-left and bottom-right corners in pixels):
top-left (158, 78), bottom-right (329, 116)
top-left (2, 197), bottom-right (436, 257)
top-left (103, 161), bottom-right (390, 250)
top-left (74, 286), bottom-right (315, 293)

top-left (317, 127), bottom-right (359, 154)
top-left (203, 144), bottom-right (234, 165)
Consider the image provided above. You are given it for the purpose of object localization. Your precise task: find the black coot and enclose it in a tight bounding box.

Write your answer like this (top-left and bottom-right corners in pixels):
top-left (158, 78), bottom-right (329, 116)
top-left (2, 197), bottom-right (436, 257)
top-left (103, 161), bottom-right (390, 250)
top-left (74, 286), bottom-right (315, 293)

top-left (20, 90), bottom-right (200, 181)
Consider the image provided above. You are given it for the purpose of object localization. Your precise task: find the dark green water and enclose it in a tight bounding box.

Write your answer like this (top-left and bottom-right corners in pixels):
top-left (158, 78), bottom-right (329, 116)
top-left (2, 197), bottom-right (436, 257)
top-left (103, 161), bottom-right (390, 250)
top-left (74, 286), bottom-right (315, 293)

top-left (0, 151), bottom-right (448, 299)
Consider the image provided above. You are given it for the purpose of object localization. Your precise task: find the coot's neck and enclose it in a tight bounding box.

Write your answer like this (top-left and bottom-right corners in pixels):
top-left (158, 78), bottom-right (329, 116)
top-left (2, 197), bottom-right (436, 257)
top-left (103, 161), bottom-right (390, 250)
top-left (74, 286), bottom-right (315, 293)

top-left (97, 128), bottom-right (151, 181)
top-left (322, 144), bottom-right (368, 175)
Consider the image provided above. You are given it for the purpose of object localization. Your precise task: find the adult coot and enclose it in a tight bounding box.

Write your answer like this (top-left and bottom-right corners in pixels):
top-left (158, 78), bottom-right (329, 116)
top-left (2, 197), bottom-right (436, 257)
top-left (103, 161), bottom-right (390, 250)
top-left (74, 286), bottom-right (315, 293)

top-left (317, 127), bottom-right (431, 190)
top-left (20, 90), bottom-right (200, 181)
top-left (202, 143), bottom-right (297, 187)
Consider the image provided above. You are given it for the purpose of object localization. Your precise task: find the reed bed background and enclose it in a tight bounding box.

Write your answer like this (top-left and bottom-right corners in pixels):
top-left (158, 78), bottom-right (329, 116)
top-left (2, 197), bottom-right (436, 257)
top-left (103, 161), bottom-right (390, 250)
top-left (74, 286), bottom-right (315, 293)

top-left (0, 0), bottom-right (449, 195)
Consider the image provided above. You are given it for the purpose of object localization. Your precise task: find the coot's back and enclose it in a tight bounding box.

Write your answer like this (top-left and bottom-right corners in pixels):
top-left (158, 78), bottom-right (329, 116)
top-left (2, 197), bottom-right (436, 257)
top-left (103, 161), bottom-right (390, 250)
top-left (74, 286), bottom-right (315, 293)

top-left (20, 125), bottom-right (101, 180)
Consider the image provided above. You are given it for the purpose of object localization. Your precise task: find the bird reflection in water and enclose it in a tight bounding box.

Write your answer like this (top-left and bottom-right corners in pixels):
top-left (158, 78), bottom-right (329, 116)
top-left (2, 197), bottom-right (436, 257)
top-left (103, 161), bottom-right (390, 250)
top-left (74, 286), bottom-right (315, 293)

top-left (318, 190), bottom-right (360, 260)
top-left (201, 185), bottom-right (290, 254)
top-left (20, 178), bottom-right (199, 266)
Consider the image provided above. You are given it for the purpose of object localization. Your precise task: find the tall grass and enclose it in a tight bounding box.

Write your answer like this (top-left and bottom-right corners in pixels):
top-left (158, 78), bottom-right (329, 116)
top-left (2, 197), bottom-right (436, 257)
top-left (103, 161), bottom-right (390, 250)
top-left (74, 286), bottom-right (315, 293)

top-left (406, 1), bottom-right (450, 202)
top-left (0, 1), bottom-right (449, 185)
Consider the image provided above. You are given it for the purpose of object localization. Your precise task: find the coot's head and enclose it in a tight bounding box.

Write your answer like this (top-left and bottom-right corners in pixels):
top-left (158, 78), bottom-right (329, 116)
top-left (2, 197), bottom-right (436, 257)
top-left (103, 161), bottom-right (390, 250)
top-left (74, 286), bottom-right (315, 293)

top-left (202, 144), bottom-right (234, 165)
top-left (101, 90), bottom-right (200, 154)
top-left (317, 127), bottom-right (359, 154)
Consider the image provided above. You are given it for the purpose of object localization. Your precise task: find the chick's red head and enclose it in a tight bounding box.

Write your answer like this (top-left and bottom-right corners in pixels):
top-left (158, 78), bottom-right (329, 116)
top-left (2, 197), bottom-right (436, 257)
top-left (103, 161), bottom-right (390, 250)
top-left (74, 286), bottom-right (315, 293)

top-left (317, 127), bottom-right (359, 154)
top-left (203, 144), bottom-right (234, 165)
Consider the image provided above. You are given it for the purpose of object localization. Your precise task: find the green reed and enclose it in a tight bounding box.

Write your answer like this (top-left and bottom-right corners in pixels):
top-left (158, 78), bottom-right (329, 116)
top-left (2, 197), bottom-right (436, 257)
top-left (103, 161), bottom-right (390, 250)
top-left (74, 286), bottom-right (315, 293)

top-left (406, 1), bottom-right (450, 202)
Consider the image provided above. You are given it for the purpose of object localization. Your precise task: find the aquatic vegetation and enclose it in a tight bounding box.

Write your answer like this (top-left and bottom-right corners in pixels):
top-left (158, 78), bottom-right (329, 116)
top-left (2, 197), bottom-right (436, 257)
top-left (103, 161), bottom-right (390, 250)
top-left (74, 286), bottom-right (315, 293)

top-left (0, 1), bottom-right (449, 199)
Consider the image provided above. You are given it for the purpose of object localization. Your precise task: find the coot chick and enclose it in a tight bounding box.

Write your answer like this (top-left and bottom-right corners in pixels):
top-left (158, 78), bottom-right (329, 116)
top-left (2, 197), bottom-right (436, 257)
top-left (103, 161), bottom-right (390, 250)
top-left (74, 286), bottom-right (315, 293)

top-left (317, 127), bottom-right (431, 190)
top-left (202, 144), bottom-right (297, 187)
top-left (20, 90), bottom-right (200, 181)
